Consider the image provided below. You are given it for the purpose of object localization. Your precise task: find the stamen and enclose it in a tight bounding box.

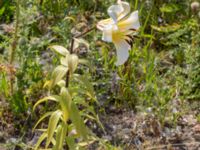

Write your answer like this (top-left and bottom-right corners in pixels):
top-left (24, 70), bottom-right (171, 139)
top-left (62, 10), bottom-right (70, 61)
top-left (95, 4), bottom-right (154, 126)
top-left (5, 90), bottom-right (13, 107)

top-left (130, 28), bottom-right (137, 31)
top-left (125, 38), bottom-right (133, 47)
top-left (125, 34), bottom-right (139, 47)
top-left (127, 35), bottom-right (134, 41)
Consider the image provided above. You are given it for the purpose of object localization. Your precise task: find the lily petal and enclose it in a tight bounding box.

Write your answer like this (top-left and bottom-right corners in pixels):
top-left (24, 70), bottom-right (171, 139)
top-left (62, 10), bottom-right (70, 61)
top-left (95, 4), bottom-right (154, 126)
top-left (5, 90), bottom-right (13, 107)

top-left (114, 40), bottom-right (131, 65)
top-left (118, 1), bottom-right (131, 20)
top-left (108, 4), bottom-right (123, 23)
top-left (102, 25), bottom-right (113, 42)
top-left (97, 1), bottom-right (140, 66)
top-left (97, 18), bottom-right (113, 31)
top-left (118, 10), bottom-right (140, 30)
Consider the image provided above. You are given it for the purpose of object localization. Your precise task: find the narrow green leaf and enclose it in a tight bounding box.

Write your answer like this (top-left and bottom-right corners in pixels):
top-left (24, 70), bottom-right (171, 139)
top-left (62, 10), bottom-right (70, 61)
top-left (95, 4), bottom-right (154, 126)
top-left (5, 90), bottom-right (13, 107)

top-left (43, 80), bottom-right (52, 89)
top-left (68, 54), bottom-right (79, 73)
top-left (0, 73), bottom-right (9, 97)
top-left (60, 87), bottom-right (72, 122)
top-left (35, 129), bottom-right (47, 132)
top-left (78, 140), bottom-right (95, 147)
top-left (51, 65), bottom-right (68, 88)
top-left (79, 59), bottom-right (93, 71)
top-left (50, 45), bottom-right (69, 56)
top-left (151, 24), bottom-right (181, 33)
top-left (74, 38), bottom-right (89, 50)
top-left (70, 102), bottom-right (88, 139)
top-left (57, 80), bottom-right (66, 88)
top-left (0, 6), bottom-right (6, 16)
top-left (160, 3), bottom-right (180, 13)
top-left (64, 16), bottom-right (76, 22)
top-left (66, 137), bottom-right (76, 150)
top-left (53, 124), bottom-right (62, 150)
top-left (60, 56), bottom-right (69, 67)
top-left (51, 137), bottom-right (56, 146)
top-left (33, 96), bottom-right (59, 111)
top-left (46, 110), bottom-right (62, 148)
top-left (53, 122), bottom-right (67, 150)
top-left (34, 132), bottom-right (47, 150)
top-left (73, 74), bottom-right (96, 101)
top-left (33, 112), bottom-right (53, 131)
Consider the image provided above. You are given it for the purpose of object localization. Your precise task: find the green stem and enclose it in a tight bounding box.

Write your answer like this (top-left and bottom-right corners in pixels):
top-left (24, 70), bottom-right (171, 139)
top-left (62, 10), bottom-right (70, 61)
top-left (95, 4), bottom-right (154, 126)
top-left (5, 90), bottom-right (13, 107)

top-left (9, 0), bottom-right (20, 94)
top-left (134, 0), bottom-right (138, 10)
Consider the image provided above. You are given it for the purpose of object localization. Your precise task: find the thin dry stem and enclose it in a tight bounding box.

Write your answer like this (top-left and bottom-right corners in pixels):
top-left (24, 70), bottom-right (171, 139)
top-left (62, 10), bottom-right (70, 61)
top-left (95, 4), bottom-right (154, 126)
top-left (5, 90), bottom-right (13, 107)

top-left (9, 0), bottom-right (20, 94)
top-left (65, 26), bottom-right (96, 88)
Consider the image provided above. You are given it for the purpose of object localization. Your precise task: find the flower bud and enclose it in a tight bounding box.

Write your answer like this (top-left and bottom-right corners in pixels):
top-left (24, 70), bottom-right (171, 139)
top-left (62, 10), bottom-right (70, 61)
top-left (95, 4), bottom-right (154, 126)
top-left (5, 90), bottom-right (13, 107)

top-left (191, 1), bottom-right (200, 12)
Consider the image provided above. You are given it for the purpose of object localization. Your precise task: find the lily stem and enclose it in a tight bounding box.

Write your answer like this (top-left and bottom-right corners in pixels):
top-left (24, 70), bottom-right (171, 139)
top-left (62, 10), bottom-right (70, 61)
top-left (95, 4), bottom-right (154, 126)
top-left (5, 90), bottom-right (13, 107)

top-left (65, 26), bottom-right (96, 150)
top-left (65, 26), bottom-right (96, 88)
top-left (70, 26), bottom-right (96, 53)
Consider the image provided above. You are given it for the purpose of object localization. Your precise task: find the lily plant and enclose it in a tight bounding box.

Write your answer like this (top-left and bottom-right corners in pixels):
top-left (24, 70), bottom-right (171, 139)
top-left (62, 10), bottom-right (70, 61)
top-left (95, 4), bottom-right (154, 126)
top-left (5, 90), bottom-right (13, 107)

top-left (97, 0), bottom-right (140, 65)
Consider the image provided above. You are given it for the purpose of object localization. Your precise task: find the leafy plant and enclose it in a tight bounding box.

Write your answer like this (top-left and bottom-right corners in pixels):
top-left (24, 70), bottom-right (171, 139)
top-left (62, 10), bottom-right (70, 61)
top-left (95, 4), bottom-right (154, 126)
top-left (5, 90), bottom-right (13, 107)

top-left (33, 45), bottom-right (99, 149)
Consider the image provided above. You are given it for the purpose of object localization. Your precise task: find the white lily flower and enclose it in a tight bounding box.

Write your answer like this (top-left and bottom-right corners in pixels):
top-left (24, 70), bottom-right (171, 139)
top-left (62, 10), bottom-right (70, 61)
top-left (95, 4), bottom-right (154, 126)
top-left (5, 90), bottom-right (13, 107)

top-left (97, 0), bottom-right (140, 65)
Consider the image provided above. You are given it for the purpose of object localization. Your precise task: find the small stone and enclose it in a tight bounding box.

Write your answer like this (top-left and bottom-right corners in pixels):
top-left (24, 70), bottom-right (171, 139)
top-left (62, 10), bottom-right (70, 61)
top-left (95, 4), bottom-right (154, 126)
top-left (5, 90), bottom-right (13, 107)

top-left (0, 132), bottom-right (5, 143)
top-left (102, 135), bottom-right (112, 141)
top-left (122, 128), bottom-right (131, 135)
top-left (68, 129), bottom-right (77, 136)
top-left (123, 134), bottom-right (129, 140)
top-left (194, 134), bottom-right (200, 141)
top-left (9, 138), bottom-right (17, 143)
top-left (193, 124), bottom-right (200, 132)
